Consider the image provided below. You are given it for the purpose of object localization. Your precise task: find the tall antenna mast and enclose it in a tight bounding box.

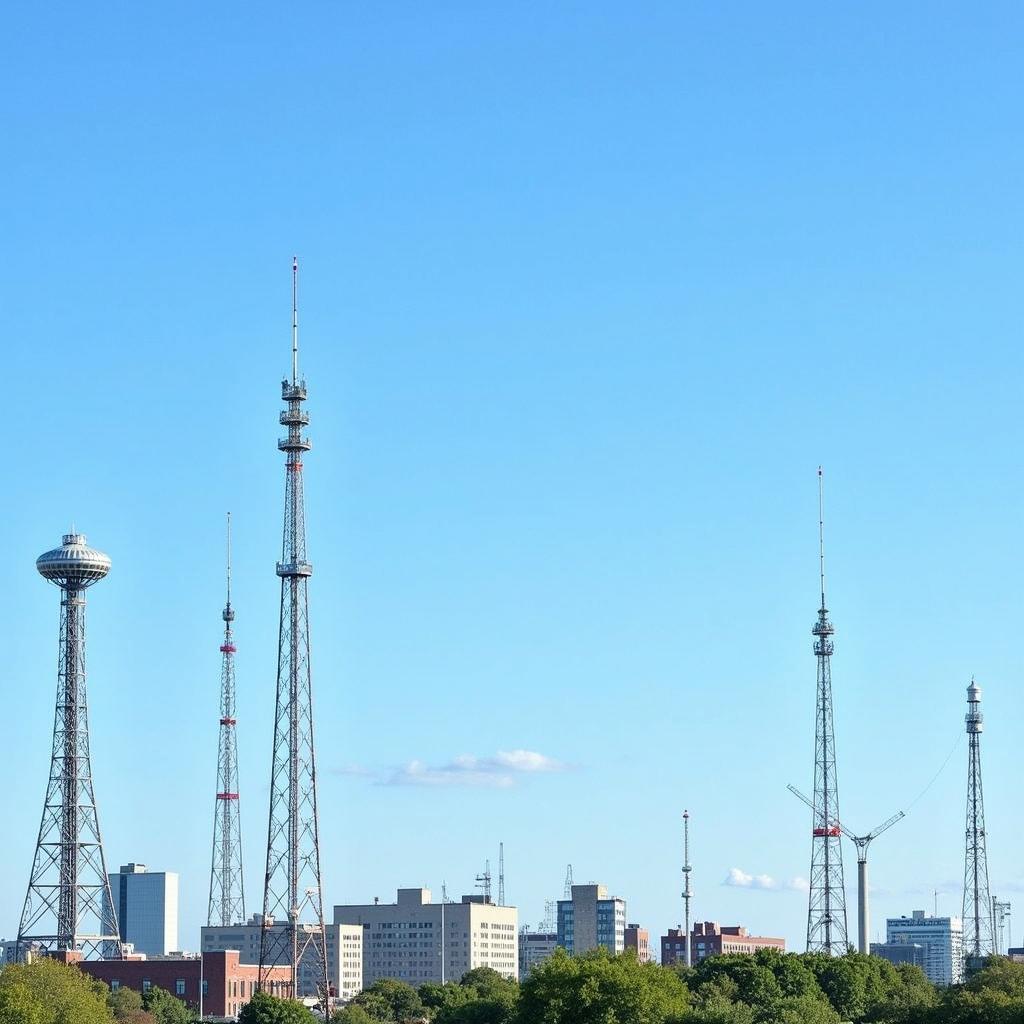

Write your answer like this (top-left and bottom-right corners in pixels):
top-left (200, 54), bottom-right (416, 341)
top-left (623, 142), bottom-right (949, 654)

top-left (208, 513), bottom-right (246, 927)
top-left (475, 861), bottom-right (492, 904)
top-left (963, 678), bottom-right (995, 970)
top-left (17, 533), bottom-right (121, 959)
top-left (682, 810), bottom-right (693, 967)
top-left (259, 258), bottom-right (330, 1012)
top-left (563, 864), bottom-right (574, 900)
top-left (291, 255), bottom-right (299, 384)
top-left (805, 467), bottom-right (849, 954)
top-left (498, 843), bottom-right (506, 907)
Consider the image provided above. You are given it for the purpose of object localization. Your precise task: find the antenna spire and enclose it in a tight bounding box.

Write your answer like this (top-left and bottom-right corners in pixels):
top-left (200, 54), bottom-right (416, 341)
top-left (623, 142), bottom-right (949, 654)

top-left (291, 256), bottom-right (299, 384)
top-left (818, 466), bottom-right (826, 611)
top-left (225, 511), bottom-right (232, 612)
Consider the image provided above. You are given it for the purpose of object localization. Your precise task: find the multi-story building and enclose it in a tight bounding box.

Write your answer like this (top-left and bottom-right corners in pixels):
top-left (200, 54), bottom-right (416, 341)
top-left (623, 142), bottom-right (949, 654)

top-left (201, 915), bottom-right (362, 1001)
top-left (107, 864), bottom-right (179, 957)
top-left (557, 884), bottom-right (626, 956)
top-left (333, 888), bottom-right (517, 986)
top-left (660, 922), bottom-right (785, 966)
top-left (624, 924), bottom-right (650, 962)
top-left (886, 912), bottom-right (963, 985)
top-left (70, 949), bottom-right (291, 1019)
top-left (518, 929), bottom-right (559, 980)
top-left (871, 941), bottom-right (927, 970)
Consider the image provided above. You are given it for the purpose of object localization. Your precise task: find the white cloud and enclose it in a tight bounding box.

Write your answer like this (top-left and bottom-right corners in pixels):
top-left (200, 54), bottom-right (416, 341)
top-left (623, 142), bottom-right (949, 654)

top-left (724, 869), bottom-right (806, 892)
top-left (337, 749), bottom-right (569, 788)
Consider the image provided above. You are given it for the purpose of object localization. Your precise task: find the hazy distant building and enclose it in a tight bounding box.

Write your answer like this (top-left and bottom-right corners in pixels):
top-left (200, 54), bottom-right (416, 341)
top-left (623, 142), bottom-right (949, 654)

top-left (518, 929), bottom-right (559, 979)
top-left (660, 922), bottom-right (784, 966)
top-left (871, 941), bottom-right (927, 970)
top-left (201, 915), bottom-right (359, 1000)
top-left (624, 924), bottom-right (650, 962)
top-left (107, 864), bottom-right (178, 957)
top-left (334, 888), bottom-right (517, 986)
top-left (886, 911), bottom-right (963, 985)
top-left (557, 884), bottom-right (626, 955)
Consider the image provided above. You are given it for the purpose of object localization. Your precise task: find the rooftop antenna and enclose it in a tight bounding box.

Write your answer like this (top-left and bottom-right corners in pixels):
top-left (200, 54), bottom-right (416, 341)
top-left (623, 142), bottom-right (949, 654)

top-left (564, 864), bottom-right (574, 900)
top-left (498, 842), bottom-right (506, 906)
top-left (291, 256), bottom-right (299, 384)
top-left (475, 861), bottom-right (492, 904)
top-left (682, 810), bottom-right (693, 967)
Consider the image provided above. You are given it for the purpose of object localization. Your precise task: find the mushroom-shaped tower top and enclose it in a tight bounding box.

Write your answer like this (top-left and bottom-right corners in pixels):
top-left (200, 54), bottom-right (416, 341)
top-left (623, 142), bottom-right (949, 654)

top-left (36, 532), bottom-right (111, 589)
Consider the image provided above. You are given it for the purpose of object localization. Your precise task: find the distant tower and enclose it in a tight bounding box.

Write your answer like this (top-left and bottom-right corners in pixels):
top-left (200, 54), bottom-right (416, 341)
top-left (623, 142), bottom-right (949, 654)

top-left (208, 513), bottom-right (245, 927)
top-left (682, 810), bottom-right (692, 967)
top-left (259, 259), bottom-right (330, 1007)
top-left (17, 533), bottom-right (122, 959)
top-left (564, 864), bottom-right (574, 899)
top-left (962, 679), bottom-right (994, 964)
top-left (498, 843), bottom-right (506, 906)
top-left (805, 468), bottom-right (849, 954)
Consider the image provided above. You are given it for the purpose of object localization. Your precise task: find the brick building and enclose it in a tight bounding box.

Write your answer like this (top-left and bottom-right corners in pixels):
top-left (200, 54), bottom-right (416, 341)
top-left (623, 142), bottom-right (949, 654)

top-left (62, 949), bottom-right (291, 1019)
top-left (624, 924), bottom-right (650, 962)
top-left (660, 922), bottom-right (784, 966)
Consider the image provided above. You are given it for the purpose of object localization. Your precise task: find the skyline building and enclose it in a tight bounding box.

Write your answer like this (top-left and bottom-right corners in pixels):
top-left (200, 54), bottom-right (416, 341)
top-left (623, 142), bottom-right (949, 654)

top-left (17, 533), bottom-right (122, 960)
top-left (660, 922), bottom-right (785, 966)
top-left (518, 929), bottom-right (558, 980)
top-left (333, 888), bottom-right (517, 987)
top-left (557, 884), bottom-right (626, 956)
top-left (106, 863), bottom-right (179, 957)
top-left (887, 911), bottom-right (963, 986)
top-left (258, 258), bottom-right (330, 1007)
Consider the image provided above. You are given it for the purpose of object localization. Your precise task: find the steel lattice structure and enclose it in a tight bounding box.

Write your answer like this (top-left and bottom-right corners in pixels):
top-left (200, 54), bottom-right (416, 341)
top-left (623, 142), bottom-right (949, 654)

top-left (259, 258), bottom-right (330, 1009)
top-left (17, 533), bottom-right (122, 960)
top-left (962, 679), bottom-right (994, 964)
top-left (805, 469), bottom-right (849, 954)
top-left (208, 513), bottom-right (246, 927)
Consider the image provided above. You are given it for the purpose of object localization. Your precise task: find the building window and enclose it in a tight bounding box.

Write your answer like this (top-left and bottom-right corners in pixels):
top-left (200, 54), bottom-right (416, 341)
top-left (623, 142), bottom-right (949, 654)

top-left (111, 980), bottom-right (120, 992)
top-left (176, 979), bottom-right (186, 996)
top-left (142, 980), bottom-right (151, 994)
top-left (202, 980), bottom-right (209, 997)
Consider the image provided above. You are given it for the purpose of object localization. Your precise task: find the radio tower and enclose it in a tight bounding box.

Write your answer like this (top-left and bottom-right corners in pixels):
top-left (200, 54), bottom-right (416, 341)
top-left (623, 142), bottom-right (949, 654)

top-left (805, 468), bottom-right (848, 954)
top-left (498, 843), bottom-right (506, 906)
top-left (208, 513), bottom-right (245, 927)
top-left (259, 258), bottom-right (330, 1008)
top-left (17, 533), bottom-right (122, 959)
top-left (682, 810), bottom-right (692, 967)
top-left (962, 679), bottom-right (994, 967)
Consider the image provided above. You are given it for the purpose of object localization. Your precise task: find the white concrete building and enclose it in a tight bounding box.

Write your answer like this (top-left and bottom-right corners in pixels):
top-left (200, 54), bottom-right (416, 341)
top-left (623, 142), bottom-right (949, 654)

top-left (886, 911), bottom-right (963, 985)
top-left (201, 915), bottom-right (361, 1001)
top-left (333, 888), bottom-right (518, 986)
top-left (107, 864), bottom-right (178, 957)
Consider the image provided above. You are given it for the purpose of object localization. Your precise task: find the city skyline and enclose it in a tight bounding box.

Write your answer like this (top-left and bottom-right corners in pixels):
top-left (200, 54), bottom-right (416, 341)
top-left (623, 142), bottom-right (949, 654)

top-left (2, 2), bottom-right (1024, 963)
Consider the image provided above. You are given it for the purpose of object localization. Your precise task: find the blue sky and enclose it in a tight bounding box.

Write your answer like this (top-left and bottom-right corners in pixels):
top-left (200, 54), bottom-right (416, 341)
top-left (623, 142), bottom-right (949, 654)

top-left (2, 2), bottom-right (1023, 955)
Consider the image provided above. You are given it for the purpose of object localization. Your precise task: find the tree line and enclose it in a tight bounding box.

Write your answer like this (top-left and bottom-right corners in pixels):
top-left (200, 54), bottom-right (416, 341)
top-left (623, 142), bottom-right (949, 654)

top-left (2, 948), bottom-right (1023, 1024)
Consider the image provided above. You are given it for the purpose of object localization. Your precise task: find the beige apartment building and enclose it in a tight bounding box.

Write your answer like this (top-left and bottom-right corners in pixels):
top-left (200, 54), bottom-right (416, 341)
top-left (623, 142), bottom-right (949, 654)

top-left (334, 887), bottom-right (518, 986)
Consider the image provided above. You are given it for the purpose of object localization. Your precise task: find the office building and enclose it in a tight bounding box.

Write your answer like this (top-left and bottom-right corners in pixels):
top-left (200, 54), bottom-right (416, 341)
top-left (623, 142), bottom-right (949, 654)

top-left (518, 929), bottom-right (559, 980)
top-left (557, 884), bottom-right (626, 956)
top-left (334, 887), bottom-right (517, 986)
top-left (886, 911), bottom-right (963, 985)
top-left (201, 915), bottom-right (361, 1000)
top-left (624, 924), bottom-right (650, 962)
top-left (69, 949), bottom-right (290, 1018)
top-left (107, 864), bottom-right (179, 957)
top-left (871, 942), bottom-right (927, 970)
top-left (660, 922), bottom-right (785, 966)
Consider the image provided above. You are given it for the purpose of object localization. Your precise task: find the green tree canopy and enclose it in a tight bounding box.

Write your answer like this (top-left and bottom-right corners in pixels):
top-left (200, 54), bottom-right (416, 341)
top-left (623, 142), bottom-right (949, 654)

top-left (517, 948), bottom-right (689, 1024)
top-left (141, 987), bottom-right (193, 1024)
top-left (347, 979), bottom-right (424, 1023)
top-left (0, 959), bottom-right (113, 1024)
top-left (237, 991), bottom-right (316, 1024)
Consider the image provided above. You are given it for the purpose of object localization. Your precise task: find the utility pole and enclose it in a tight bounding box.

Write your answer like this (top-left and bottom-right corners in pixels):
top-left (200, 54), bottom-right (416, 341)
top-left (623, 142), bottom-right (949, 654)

top-left (682, 810), bottom-right (693, 967)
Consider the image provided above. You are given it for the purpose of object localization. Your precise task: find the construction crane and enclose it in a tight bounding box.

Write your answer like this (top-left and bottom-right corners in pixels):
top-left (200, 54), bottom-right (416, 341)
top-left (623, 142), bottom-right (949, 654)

top-left (788, 784), bottom-right (905, 954)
